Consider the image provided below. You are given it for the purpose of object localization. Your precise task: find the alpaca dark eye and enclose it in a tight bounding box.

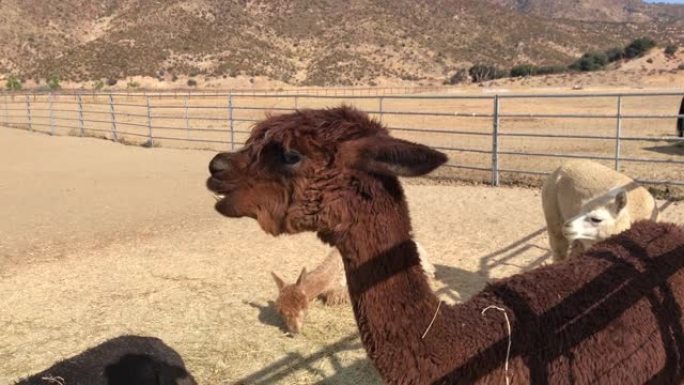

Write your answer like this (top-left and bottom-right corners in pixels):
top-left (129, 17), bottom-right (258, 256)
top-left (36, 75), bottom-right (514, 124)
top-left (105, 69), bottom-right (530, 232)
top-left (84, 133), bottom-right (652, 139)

top-left (282, 150), bottom-right (302, 165)
top-left (589, 217), bottom-right (603, 224)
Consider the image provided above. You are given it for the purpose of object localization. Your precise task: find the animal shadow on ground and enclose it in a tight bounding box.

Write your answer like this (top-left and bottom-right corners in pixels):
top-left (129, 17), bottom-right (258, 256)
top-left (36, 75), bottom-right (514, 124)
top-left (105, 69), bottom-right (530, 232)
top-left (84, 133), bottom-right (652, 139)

top-left (644, 141), bottom-right (684, 156)
top-left (234, 333), bottom-right (381, 385)
top-left (14, 335), bottom-right (196, 385)
top-left (246, 300), bottom-right (288, 331)
top-left (434, 227), bottom-right (552, 303)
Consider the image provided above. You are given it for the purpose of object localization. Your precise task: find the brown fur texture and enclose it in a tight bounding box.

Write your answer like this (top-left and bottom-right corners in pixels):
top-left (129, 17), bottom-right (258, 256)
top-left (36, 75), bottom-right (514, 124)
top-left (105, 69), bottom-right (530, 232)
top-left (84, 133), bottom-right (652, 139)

top-left (14, 335), bottom-right (196, 385)
top-left (207, 105), bottom-right (684, 385)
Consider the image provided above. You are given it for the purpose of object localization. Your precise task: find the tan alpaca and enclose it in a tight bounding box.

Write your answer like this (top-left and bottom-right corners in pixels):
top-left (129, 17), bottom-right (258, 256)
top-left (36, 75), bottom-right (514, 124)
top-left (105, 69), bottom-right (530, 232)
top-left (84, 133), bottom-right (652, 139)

top-left (272, 242), bottom-right (435, 334)
top-left (542, 159), bottom-right (658, 262)
top-left (271, 248), bottom-right (346, 334)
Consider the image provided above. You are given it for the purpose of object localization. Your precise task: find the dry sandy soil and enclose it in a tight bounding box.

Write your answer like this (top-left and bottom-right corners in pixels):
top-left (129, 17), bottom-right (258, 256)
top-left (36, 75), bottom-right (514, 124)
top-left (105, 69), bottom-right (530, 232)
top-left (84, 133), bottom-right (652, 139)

top-left (1, 127), bottom-right (684, 384)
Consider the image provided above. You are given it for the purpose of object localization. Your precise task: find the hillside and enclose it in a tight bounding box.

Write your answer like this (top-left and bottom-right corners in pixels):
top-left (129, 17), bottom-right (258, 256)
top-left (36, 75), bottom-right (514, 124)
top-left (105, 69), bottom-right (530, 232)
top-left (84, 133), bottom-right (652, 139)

top-left (488, 0), bottom-right (684, 22)
top-left (0, 0), bottom-right (682, 87)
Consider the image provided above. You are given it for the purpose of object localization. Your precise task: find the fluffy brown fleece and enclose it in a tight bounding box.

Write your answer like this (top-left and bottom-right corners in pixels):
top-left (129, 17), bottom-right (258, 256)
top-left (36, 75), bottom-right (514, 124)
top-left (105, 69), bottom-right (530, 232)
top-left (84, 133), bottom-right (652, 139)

top-left (207, 105), bottom-right (684, 385)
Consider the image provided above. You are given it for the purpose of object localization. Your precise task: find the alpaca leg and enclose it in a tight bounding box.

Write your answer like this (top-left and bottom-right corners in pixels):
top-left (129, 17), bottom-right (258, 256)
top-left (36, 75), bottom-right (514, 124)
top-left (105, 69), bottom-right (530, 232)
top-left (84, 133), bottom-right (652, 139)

top-left (320, 286), bottom-right (349, 306)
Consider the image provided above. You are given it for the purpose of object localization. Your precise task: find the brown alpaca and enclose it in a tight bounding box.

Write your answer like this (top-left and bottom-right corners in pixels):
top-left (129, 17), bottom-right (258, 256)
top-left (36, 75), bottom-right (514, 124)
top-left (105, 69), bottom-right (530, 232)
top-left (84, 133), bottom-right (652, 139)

top-left (272, 243), bottom-right (434, 334)
top-left (271, 248), bottom-right (348, 334)
top-left (207, 106), bottom-right (684, 385)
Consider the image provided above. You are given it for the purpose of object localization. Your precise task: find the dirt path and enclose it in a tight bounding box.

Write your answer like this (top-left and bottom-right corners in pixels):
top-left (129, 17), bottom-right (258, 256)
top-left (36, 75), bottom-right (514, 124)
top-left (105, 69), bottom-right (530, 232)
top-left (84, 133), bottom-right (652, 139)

top-left (1, 128), bottom-right (683, 384)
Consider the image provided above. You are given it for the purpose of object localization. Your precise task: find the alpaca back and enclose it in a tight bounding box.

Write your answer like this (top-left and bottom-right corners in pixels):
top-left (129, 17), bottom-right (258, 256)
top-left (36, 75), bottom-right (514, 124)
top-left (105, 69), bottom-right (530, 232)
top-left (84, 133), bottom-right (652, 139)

top-left (298, 248), bottom-right (345, 298)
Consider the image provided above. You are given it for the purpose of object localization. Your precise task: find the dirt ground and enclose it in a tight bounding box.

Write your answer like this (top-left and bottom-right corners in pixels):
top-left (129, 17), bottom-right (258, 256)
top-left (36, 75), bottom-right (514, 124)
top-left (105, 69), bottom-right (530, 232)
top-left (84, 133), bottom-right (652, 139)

top-left (1, 128), bottom-right (684, 384)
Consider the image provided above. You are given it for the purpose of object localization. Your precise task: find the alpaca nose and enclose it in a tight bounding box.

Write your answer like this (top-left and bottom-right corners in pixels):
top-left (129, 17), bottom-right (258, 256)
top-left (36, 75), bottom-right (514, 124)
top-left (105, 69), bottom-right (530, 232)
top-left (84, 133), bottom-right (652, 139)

top-left (209, 153), bottom-right (232, 175)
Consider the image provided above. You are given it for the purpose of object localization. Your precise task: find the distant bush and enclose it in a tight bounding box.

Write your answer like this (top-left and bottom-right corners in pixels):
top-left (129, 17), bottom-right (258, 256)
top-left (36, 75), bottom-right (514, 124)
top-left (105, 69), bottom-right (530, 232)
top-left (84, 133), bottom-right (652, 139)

top-left (535, 65), bottom-right (567, 75)
top-left (126, 80), bottom-right (140, 89)
top-left (106, 78), bottom-right (118, 86)
top-left (665, 44), bottom-right (678, 57)
top-left (679, 63), bottom-right (684, 70)
top-left (187, 79), bottom-right (197, 87)
top-left (624, 37), bottom-right (656, 59)
top-left (92, 80), bottom-right (104, 90)
top-left (469, 64), bottom-right (507, 83)
top-left (510, 64), bottom-right (537, 77)
top-left (5, 74), bottom-right (22, 91)
top-left (446, 69), bottom-right (468, 84)
top-left (605, 47), bottom-right (625, 63)
top-left (47, 74), bottom-right (61, 90)
top-left (569, 52), bottom-right (609, 72)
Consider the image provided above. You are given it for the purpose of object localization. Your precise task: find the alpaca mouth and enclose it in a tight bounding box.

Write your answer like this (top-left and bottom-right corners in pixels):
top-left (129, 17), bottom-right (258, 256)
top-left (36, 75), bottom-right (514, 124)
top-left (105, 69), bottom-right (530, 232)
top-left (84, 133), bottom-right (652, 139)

top-left (213, 193), bottom-right (226, 202)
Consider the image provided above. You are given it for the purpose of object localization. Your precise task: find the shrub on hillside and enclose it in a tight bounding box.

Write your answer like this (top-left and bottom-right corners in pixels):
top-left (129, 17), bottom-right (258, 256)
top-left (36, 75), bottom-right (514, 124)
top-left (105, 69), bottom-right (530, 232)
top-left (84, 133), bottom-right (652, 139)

top-left (535, 65), bottom-right (566, 75)
top-left (107, 78), bottom-right (118, 86)
top-left (510, 64), bottom-right (537, 77)
top-left (665, 44), bottom-right (678, 57)
top-left (569, 52), bottom-right (609, 72)
top-left (446, 69), bottom-right (468, 84)
top-left (468, 64), bottom-right (507, 82)
top-left (47, 74), bottom-right (61, 90)
top-left (187, 79), bottom-right (197, 87)
top-left (624, 37), bottom-right (656, 59)
top-left (605, 47), bottom-right (625, 62)
top-left (5, 74), bottom-right (22, 91)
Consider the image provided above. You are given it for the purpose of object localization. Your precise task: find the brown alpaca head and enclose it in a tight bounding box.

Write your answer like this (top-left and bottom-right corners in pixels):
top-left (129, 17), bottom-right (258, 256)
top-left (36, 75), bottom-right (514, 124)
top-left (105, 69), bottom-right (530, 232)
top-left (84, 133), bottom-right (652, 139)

top-left (206, 106), bottom-right (447, 237)
top-left (271, 268), bottom-right (309, 334)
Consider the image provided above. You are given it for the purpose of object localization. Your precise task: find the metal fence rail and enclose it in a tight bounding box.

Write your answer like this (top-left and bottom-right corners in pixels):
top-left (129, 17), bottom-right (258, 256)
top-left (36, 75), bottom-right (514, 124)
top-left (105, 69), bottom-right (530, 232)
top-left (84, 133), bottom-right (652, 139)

top-left (1, 90), bottom-right (683, 188)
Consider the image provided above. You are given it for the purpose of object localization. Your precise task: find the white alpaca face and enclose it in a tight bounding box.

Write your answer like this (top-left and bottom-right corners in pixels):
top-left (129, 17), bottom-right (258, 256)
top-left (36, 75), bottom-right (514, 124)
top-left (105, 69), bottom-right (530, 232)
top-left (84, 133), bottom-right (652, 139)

top-left (562, 189), bottom-right (628, 244)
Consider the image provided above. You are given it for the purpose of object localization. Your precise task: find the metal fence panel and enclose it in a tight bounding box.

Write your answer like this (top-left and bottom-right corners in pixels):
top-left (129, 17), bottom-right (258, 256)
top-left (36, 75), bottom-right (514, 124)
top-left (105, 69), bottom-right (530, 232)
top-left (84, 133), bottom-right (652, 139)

top-left (0, 90), bottom-right (682, 190)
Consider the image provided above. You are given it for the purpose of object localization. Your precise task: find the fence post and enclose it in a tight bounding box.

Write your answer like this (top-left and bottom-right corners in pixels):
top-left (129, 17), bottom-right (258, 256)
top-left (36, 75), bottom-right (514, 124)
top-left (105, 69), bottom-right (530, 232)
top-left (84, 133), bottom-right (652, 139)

top-left (146, 95), bottom-right (153, 143)
top-left (379, 96), bottom-right (384, 124)
top-left (184, 94), bottom-right (190, 139)
top-left (294, 95), bottom-right (299, 110)
top-left (25, 94), bottom-right (32, 132)
top-left (1, 93), bottom-right (5, 126)
top-left (614, 95), bottom-right (622, 171)
top-left (228, 93), bottom-right (234, 151)
top-left (107, 93), bottom-right (118, 141)
top-left (491, 95), bottom-right (500, 186)
top-left (48, 93), bottom-right (55, 135)
top-left (76, 94), bottom-right (85, 136)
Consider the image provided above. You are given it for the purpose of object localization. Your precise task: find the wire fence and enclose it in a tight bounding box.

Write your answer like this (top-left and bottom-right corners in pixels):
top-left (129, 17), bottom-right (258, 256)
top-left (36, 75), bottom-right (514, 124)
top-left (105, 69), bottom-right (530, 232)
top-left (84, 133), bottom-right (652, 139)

top-left (1, 90), bottom-right (683, 193)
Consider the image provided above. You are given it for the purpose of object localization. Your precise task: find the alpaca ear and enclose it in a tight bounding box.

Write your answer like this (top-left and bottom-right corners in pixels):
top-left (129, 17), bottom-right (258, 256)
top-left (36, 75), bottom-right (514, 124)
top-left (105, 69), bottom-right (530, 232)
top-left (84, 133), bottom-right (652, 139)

top-left (341, 136), bottom-right (447, 177)
top-left (271, 272), bottom-right (286, 291)
top-left (615, 189), bottom-right (627, 212)
top-left (296, 267), bottom-right (307, 286)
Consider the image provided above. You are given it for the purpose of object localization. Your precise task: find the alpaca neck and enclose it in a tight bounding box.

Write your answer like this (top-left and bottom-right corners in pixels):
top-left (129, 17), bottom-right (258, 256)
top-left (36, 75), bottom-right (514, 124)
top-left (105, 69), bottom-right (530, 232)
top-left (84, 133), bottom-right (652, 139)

top-left (326, 178), bottom-right (442, 377)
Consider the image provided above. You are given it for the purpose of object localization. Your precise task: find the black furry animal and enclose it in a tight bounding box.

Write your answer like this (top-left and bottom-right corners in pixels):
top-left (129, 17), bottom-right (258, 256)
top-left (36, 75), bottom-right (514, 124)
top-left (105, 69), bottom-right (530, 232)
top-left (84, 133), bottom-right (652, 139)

top-left (14, 335), bottom-right (196, 385)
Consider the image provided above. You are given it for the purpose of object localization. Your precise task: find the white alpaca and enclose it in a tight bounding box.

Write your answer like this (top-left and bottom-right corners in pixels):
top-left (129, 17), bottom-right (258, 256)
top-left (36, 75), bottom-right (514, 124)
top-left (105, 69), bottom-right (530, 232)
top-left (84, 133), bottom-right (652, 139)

top-left (542, 159), bottom-right (658, 262)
